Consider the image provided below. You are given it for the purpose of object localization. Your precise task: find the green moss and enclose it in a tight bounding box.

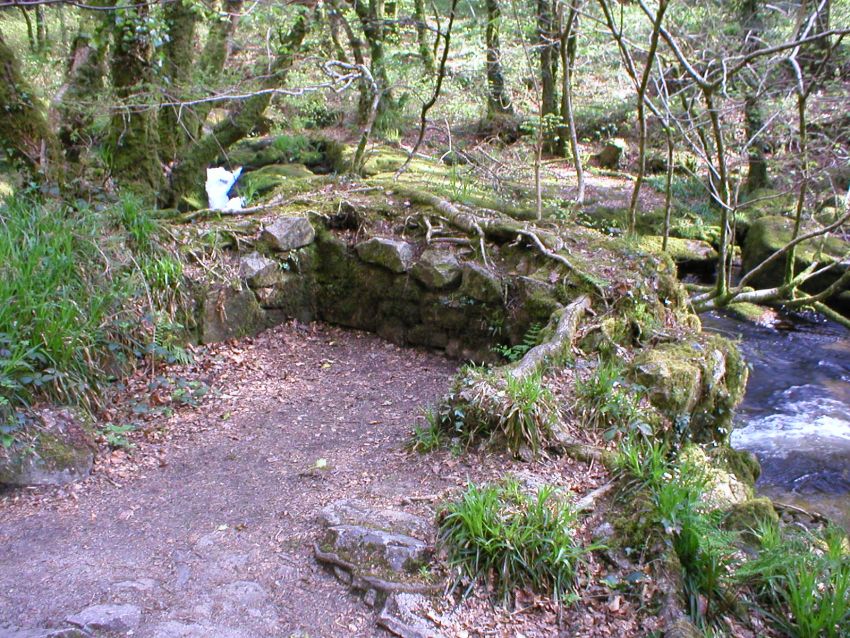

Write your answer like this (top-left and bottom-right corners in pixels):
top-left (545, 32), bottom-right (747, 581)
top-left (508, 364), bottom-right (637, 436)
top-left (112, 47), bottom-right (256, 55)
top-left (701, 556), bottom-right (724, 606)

top-left (722, 497), bottom-right (779, 535)
top-left (635, 235), bottom-right (718, 264)
top-left (716, 447), bottom-right (761, 487)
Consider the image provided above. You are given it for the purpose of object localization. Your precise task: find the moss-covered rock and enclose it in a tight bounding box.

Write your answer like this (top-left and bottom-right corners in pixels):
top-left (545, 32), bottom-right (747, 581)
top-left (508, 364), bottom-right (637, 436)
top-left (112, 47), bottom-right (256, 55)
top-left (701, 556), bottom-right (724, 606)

top-left (459, 263), bottom-right (503, 303)
top-left (630, 335), bottom-right (748, 443)
top-left (636, 235), bottom-right (717, 272)
top-left (593, 138), bottom-right (628, 169)
top-left (717, 447), bottom-right (761, 487)
top-left (0, 408), bottom-right (94, 487)
top-left (410, 249), bottom-right (461, 290)
top-left (199, 284), bottom-right (267, 344)
top-left (681, 445), bottom-right (753, 509)
top-left (261, 216), bottom-right (316, 252)
top-left (239, 252), bottom-right (281, 288)
top-left (355, 238), bottom-right (415, 273)
top-left (742, 215), bottom-right (849, 296)
top-left (723, 497), bottom-right (779, 536)
top-left (240, 163), bottom-right (315, 196)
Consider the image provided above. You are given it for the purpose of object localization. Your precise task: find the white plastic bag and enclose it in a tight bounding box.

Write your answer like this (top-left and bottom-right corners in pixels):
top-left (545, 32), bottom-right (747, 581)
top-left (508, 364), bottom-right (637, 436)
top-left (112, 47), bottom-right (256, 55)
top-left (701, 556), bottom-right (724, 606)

top-left (205, 166), bottom-right (244, 211)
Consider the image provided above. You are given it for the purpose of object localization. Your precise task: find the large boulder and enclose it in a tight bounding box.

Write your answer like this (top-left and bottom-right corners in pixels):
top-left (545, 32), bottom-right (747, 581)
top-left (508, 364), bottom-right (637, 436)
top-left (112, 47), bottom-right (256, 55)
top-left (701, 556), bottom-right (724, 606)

top-left (261, 216), bottom-right (315, 252)
top-left (355, 238), bottom-right (415, 273)
top-left (0, 408), bottom-right (95, 487)
top-left (410, 249), bottom-right (461, 290)
top-left (742, 215), bottom-right (849, 299)
top-left (199, 285), bottom-right (266, 344)
top-left (630, 335), bottom-right (748, 443)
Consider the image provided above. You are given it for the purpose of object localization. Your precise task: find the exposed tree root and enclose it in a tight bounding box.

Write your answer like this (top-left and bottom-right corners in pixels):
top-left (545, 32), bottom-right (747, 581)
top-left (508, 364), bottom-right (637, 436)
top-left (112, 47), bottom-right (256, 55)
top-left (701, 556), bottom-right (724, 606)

top-left (395, 188), bottom-right (609, 302)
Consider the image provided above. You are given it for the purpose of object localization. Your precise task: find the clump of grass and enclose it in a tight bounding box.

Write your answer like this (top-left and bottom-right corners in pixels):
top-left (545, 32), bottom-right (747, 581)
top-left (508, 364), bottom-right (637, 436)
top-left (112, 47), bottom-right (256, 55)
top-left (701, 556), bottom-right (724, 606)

top-left (575, 359), bottom-right (649, 439)
top-left (438, 479), bottom-right (588, 603)
top-left (0, 192), bottom-right (187, 417)
top-left (408, 408), bottom-right (444, 453)
top-left (737, 521), bottom-right (850, 638)
top-left (0, 194), bottom-right (123, 409)
top-left (437, 367), bottom-right (559, 456)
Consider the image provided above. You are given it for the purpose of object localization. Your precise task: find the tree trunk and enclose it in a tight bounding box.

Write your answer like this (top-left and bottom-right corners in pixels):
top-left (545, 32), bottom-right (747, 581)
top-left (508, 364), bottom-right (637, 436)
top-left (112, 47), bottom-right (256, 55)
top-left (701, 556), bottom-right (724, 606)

top-left (159, 0), bottom-right (199, 163)
top-left (798, 0), bottom-right (830, 72)
top-left (484, 0), bottom-right (513, 118)
top-left (537, 0), bottom-right (558, 153)
top-left (108, 2), bottom-right (161, 192)
top-left (330, 0), bottom-right (371, 124)
top-left (165, 14), bottom-right (309, 207)
top-left (0, 30), bottom-right (63, 183)
top-left (35, 5), bottom-right (48, 52)
top-left (52, 3), bottom-right (107, 164)
top-left (350, 0), bottom-right (397, 128)
top-left (191, 0), bottom-right (244, 138)
top-left (19, 6), bottom-right (36, 52)
top-left (414, 0), bottom-right (435, 74)
top-left (558, 0), bottom-right (583, 200)
top-left (741, 0), bottom-right (768, 193)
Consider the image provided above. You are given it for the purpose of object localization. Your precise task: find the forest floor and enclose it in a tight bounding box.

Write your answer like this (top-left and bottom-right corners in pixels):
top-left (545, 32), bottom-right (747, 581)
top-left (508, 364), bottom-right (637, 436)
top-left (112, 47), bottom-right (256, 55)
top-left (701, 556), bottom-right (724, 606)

top-left (0, 321), bottom-right (628, 638)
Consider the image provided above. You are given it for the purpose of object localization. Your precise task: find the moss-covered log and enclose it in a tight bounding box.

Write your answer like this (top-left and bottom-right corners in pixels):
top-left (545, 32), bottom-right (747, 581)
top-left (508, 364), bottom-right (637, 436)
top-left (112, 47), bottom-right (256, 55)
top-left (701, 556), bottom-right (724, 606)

top-left (165, 13), bottom-right (309, 207)
top-left (0, 30), bottom-right (64, 183)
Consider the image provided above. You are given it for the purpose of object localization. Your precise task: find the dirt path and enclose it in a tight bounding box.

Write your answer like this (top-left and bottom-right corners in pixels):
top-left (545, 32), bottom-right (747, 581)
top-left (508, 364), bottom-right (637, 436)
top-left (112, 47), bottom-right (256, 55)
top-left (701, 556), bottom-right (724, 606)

top-left (0, 323), bottom-right (459, 638)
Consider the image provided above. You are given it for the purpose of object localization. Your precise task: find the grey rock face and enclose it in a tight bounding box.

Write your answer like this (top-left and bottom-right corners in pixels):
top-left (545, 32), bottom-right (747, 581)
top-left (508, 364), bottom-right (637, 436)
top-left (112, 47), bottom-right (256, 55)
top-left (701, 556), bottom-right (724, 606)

top-left (239, 252), bottom-right (280, 288)
top-left (355, 238), bottom-right (415, 273)
top-left (378, 593), bottom-right (446, 638)
top-left (261, 217), bottom-right (315, 252)
top-left (66, 603), bottom-right (141, 633)
top-left (410, 250), bottom-right (461, 290)
top-left (318, 499), bottom-right (433, 541)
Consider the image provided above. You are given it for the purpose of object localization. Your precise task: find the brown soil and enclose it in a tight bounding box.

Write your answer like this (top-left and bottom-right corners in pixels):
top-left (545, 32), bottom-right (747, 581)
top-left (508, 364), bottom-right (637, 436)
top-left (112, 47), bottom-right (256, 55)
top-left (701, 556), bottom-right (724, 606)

top-left (0, 322), bottom-right (634, 638)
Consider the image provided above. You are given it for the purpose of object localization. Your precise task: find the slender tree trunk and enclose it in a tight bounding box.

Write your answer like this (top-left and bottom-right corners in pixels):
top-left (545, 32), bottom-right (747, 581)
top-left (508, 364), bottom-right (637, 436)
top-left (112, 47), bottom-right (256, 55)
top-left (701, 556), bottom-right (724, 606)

top-left (799, 0), bottom-right (831, 72)
top-left (327, 3), bottom-right (350, 63)
top-left (537, 0), bottom-right (558, 153)
top-left (558, 0), bottom-right (583, 202)
top-left (19, 6), bottom-right (36, 52)
top-left (350, 0), bottom-right (397, 127)
top-left (52, 2), bottom-right (107, 164)
top-left (741, 0), bottom-right (768, 193)
top-left (166, 14), bottom-right (309, 207)
top-left (330, 0), bottom-right (371, 124)
top-left (484, 0), bottom-right (513, 118)
top-left (414, 0), bottom-right (435, 74)
top-left (159, 0), bottom-right (199, 163)
top-left (0, 30), bottom-right (63, 183)
top-left (35, 5), bottom-right (48, 52)
top-left (191, 0), bottom-right (244, 138)
top-left (626, 0), bottom-right (668, 236)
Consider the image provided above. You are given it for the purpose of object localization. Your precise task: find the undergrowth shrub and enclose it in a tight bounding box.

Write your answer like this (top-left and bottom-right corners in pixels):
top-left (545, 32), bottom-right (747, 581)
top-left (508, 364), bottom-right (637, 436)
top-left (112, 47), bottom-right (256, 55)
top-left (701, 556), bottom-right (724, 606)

top-left (575, 360), bottom-right (650, 439)
top-left (438, 480), bottom-right (589, 604)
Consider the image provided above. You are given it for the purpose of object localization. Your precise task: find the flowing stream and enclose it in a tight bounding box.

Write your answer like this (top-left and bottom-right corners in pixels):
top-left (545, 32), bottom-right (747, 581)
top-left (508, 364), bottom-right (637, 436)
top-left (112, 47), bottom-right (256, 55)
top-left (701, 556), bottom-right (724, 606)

top-left (702, 312), bottom-right (850, 529)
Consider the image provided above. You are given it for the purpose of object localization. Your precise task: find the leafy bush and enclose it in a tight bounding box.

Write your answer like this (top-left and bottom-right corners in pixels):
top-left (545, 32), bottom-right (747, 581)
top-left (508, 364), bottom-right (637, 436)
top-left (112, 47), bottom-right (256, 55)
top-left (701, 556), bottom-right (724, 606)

top-left (438, 480), bottom-right (588, 603)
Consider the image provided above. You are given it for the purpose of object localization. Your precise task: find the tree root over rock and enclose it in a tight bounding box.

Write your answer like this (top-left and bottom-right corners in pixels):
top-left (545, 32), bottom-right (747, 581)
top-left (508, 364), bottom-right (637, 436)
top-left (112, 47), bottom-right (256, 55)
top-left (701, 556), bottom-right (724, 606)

top-left (396, 189), bottom-right (609, 302)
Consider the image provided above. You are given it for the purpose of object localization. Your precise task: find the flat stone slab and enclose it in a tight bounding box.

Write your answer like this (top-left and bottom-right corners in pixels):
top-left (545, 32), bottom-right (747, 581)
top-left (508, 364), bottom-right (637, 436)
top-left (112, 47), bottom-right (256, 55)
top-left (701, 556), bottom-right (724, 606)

top-left (318, 500), bottom-right (433, 541)
top-left (261, 217), bottom-right (315, 252)
top-left (378, 593), bottom-right (447, 638)
top-left (66, 603), bottom-right (141, 633)
top-left (355, 238), bottom-right (415, 273)
top-left (314, 500), bottom-right (438, 597)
